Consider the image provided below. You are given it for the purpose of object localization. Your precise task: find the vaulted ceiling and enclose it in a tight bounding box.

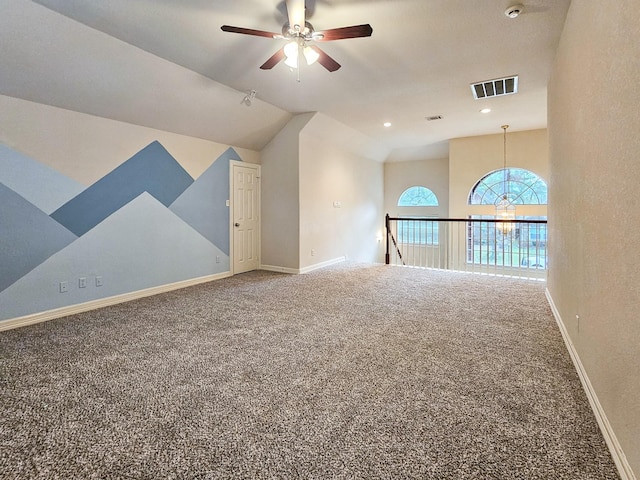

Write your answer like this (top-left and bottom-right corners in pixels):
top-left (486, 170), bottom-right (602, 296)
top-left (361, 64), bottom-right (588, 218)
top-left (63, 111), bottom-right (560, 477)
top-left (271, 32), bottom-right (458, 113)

top-left (0, 0), bottom-right (571, 160)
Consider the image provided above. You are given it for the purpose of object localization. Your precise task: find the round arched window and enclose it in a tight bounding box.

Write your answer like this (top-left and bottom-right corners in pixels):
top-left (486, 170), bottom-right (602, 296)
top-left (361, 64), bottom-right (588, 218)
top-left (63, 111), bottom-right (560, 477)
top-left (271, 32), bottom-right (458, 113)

top-left (398, 186), bottom-right (439, 206)
top-left (468, 168), bottom-right (547, 205)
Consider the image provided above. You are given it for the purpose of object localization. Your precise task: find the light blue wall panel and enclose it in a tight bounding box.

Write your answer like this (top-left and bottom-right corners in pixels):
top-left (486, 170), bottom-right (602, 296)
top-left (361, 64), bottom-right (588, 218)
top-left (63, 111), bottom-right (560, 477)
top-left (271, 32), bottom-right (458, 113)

top-left (50, 141), bottom-right (194, 237)
top-left (0, 140), bottom-right (239, 323)
top-left (0, 144), bottom-right (85, 214)
top-left (0, 193), bottom-right (229, 321)
top-left (0, 182), bottom-right (77, 292)
top-left (170, 147), bottom-right (240, 254)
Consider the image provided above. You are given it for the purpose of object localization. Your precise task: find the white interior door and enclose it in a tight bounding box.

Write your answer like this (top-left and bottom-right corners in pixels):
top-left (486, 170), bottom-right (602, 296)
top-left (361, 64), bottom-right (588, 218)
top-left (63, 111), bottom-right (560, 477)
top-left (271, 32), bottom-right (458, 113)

top-left (232, 162), bottom-right (260, 274)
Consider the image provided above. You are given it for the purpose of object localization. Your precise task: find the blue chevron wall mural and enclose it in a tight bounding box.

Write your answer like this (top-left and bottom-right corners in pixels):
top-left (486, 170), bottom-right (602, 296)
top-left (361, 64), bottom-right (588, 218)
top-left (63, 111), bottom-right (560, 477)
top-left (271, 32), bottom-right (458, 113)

top-left (0, 142), bottom-right (242, 322)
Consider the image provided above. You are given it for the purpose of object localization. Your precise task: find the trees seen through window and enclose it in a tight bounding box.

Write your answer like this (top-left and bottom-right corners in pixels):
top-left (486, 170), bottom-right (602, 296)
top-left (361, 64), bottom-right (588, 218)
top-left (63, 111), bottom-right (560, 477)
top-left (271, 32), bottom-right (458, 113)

top-left (469, 168), bottom-right (547, 205)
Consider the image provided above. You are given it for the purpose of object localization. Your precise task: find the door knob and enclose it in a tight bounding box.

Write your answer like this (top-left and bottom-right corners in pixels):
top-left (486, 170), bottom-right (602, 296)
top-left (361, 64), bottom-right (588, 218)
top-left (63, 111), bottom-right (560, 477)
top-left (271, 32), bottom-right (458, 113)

top-left (235, 223), bottom-right (240, 227)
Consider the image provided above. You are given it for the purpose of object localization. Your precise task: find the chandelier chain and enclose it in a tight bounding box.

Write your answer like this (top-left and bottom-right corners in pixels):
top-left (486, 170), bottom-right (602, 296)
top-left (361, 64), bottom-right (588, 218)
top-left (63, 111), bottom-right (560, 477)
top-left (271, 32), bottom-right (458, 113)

top-left (502, 124), bottom-right (509, 200)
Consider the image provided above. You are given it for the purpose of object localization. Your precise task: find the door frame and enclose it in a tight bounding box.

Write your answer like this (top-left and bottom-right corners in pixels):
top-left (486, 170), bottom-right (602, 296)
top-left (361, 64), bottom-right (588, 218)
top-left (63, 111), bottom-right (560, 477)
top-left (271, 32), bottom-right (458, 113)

top-left (229, 161), bottom-right (261, 275)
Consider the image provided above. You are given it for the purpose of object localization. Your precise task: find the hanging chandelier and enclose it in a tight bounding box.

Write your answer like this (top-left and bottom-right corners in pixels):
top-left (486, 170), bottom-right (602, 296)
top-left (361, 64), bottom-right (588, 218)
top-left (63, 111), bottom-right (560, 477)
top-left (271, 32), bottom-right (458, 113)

top-left (495, 124), bottom-right (515, 234)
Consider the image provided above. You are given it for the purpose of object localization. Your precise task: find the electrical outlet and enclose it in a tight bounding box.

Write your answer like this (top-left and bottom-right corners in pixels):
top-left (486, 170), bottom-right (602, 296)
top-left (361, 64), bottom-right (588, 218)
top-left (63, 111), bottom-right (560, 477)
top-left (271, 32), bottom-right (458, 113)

top-left (216, 256), bottom-right (220, 263)
top-left (59, 281), bottom-right (68, 293)
top-left (79, 277), bottom-right (87, 288)
top-left (95, 276), bottom-right (103, 287)
top-left (311, 249), bottom-right (315, 256)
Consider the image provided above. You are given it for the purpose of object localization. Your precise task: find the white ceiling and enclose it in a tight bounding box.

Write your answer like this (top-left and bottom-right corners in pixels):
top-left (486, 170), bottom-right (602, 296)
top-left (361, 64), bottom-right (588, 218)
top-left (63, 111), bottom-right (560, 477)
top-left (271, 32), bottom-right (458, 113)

top-left (1, 0), bottom-right (571, 160)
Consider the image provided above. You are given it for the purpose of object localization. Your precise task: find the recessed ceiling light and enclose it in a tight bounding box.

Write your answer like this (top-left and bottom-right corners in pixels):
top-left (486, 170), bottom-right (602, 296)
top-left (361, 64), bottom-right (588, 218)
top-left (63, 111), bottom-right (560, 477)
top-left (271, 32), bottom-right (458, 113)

top-left (480, 108), bottom-right (491, 114)
top-left (383, 122), bottom-right (392, 127)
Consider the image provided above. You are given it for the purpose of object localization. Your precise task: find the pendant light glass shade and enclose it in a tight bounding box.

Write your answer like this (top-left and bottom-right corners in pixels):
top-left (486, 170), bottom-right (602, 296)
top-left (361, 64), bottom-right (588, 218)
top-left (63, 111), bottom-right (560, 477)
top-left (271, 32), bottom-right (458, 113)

top-left (496, 194), bottom-right (516, 234)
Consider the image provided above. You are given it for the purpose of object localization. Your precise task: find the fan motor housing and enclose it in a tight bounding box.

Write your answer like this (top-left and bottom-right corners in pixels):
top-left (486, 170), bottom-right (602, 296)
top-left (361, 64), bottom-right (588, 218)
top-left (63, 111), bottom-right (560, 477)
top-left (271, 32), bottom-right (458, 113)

top-left (283, 21), bottom-right (313, 38)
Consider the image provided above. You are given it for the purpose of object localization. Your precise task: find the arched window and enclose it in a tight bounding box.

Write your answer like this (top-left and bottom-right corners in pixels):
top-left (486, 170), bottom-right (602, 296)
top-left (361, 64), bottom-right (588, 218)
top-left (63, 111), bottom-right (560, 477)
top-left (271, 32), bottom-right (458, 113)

top-left (468, 168), bottom-right (547, 205)
top-left (398, 186), bottom-right (439, 206)
top-left (397, 186), bottom-right (439, 245)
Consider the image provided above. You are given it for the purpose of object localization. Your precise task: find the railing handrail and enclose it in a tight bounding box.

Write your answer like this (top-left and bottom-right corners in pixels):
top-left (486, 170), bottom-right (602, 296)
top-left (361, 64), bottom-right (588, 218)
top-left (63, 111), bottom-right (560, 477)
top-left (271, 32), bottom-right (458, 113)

top-left (387, 216), bottom-right (547, 224)
top-left (384, 214), bottom-right (548, 279)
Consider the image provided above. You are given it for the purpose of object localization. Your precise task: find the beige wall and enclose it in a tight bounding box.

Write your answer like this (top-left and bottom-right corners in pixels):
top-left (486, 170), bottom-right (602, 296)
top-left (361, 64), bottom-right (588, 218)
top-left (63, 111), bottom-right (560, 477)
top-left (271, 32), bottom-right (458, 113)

top-left (384, 157), bottom-right (449, 219)
top-left (260, 113), bottom-right (314, 271)
top-left (0, 95), bottom-right (259, 184)
top-left (548, 1), bottom-right (640, 477)
top-left (449, 129), bottom-right (548, 218)
top-left (300, 114), bottom-right (384, 268)
top-left (261, 112), bottom-right (385, 271)
top-left (385, 129), bottom-right (548, 222)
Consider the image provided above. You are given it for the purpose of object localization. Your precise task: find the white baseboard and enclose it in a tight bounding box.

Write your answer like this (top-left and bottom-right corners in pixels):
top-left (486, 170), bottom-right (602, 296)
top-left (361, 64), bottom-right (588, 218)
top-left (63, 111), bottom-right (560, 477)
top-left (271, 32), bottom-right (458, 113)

top-left (545, 288), bottom-right (636, 480)
top-left (299, 256), bottom-right (346, 274)
top-left (261, 256), bottom-right (346, 275)
top-left (0, 272), bottom-right (232, 332)
top-left (259, 264), bottom-right (300, 275)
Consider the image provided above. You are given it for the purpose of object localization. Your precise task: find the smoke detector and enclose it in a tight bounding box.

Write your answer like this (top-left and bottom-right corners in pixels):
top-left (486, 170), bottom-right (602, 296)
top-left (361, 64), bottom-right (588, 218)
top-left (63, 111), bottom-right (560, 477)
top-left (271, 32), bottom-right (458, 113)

top-left (505, 4), bottom-right (524, 18)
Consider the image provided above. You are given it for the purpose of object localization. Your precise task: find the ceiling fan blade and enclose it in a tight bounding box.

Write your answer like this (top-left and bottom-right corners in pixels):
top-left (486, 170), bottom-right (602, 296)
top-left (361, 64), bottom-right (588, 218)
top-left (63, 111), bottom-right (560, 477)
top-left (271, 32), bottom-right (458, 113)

top-left (260, 49), bottom-right (286, 70)
top-left (221, 25), bottom-right (281, 39)
top-left (315, 24), bottom-right (373, 41)
top-left (309, 45), bottom-right (341, 72)
top-left (285, 0), bottom-right (305, 30)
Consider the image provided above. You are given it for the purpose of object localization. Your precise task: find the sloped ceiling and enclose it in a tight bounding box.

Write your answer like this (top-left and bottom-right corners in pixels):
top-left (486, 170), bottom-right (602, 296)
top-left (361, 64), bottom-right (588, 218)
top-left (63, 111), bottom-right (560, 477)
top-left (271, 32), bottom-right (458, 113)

top-left (0, 0), bottom-right (571, 159)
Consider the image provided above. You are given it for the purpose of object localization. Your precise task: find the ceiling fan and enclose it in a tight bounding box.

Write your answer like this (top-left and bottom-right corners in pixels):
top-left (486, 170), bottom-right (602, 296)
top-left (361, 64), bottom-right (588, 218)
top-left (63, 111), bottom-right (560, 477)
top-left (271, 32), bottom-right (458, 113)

top-left (221, 0), bottom-right (372, 72)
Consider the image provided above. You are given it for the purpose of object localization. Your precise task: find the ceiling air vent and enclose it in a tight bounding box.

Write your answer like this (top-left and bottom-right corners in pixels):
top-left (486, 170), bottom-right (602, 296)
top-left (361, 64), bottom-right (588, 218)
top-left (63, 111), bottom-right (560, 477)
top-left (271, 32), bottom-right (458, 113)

top-left (470, 75), bottom-right (518, 99)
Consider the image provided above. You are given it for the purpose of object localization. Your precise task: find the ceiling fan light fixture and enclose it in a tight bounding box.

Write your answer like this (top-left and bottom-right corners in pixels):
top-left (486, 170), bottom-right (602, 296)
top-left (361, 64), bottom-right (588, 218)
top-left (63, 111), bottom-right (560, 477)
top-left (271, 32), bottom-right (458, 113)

top-left (303, 46), bottom-right (319, 65)
top-left (284, 41), bottom-right (298, 59)
top-left (221, 1), bottom-right (372, 74)
top-left (284, 56), bottom-right (298, 69)
top-left (284, 41), bottom-right (299, 68)
top-left (284, 41), bottom-right (318, 68)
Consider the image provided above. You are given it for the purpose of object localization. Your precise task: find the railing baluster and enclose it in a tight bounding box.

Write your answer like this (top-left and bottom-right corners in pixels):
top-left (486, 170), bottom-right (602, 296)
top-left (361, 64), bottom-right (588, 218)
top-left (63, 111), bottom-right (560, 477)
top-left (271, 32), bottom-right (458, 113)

top-left (385, 215), bottom-right (547, 280)
top-left (476, 221), bottom-right (479, 272)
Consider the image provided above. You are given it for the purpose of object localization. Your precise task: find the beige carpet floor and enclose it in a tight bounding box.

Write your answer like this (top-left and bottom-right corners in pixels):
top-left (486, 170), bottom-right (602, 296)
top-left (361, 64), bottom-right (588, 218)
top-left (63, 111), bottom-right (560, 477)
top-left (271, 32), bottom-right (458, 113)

top-left (0, 263), bottom-right (619, 479)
